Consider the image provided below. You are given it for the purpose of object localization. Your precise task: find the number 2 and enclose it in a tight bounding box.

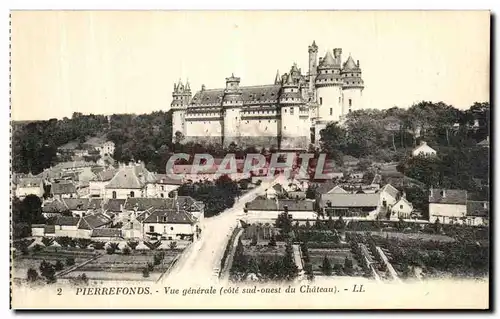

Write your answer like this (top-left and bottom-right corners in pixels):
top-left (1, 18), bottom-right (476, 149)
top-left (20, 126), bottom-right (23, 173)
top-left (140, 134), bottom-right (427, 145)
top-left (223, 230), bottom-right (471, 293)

top-left (57, 288), bottom-right (62, 295)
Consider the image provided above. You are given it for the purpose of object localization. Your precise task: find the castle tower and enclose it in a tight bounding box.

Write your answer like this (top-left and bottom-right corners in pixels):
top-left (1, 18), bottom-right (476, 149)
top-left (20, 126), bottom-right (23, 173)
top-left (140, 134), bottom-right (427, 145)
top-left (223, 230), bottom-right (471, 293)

top-left (314, 49), bottom-right (343, 123)
top-left (308, 40), bottom-right (318, 96)
top-left (341, 55), bottom-right (364, 115)
top-left (171, 79), bottom-right (190, 142)
top-left (222, 73), bottom-right (243, 147)
top-left (279, 73), bottom-right (304, 150)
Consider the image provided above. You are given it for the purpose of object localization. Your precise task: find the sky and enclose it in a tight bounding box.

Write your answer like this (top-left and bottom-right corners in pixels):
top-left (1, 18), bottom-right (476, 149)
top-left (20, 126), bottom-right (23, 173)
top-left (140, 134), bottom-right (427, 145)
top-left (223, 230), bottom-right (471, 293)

top-left (10, 11), bottom-right (490, 121)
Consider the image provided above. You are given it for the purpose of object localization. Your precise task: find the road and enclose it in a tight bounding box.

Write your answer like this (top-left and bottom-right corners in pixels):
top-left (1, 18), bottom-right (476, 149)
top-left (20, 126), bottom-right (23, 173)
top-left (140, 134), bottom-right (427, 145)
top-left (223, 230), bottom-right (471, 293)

top-left (163, 177), bottom-right (281, 285)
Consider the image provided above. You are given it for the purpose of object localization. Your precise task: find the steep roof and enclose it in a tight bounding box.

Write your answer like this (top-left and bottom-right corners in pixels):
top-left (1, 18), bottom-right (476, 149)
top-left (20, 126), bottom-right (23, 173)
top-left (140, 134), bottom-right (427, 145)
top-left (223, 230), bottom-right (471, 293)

top-left (51, 182), bottom-right (77, 195)
top-left (62, 198), bottom-right (91, 211)
top-left (42, 199), bottom-right (69, 213)
top-left (245, 198), bottom-right (314, 211)
top-left (53, 161), bottom-right (95, 171)
top-left (380, 184), bottom-right (399, 199)
top-left (394, 197), bottom-right (413, 210)
top-left (55, 216), bottom-right (80, 226)
top-left (92, 167), bottom-right (119, 182)
top-left (429, 189), bottom-right (467, 205)
top-left (91, 228), bottom-right (122, 238)
top-left (78, 213), bottom-right (112, 230)
top-left (189, 85), bottom-right (281, 107)
top-left (17, 177), bottom-right (43, 188)
top-left (466, 201), bottom-right (489, 217)
top-left (103, 199), bottom-right (126, 212)
top-left (342, 55), bottom-right (358, 71)
top-left (413, 142), bottom-right (436, 154)
top-left (328, 185), bottom-right (348, 194)
top-left (142, 209), bottom-right (196, 224)
top-left (321, 51), bottom-right (336, 66)
top-left (155, 174), bottom-right (183, 185)
top-left (320, 193), bottom-right (380, 208)
top-left (105, 165), bottom-right (155, 189)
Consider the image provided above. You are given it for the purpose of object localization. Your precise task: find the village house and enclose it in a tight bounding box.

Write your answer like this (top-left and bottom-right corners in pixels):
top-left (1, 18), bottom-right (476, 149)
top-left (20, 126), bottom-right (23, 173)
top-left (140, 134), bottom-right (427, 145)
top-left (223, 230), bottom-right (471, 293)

top-left (379, 184), bottom-right (400, 209)
top-left (390, 196), bottom-right (414, 220)
top-left (320, 193), bottom-right (380, 219)
top-left (15, 176), bottom-right (44, 199)
top-left (50, 181), bottom-right (77, 199)
top-left (412, 141), bottom-right (437, 157)
top-left (89, 167), bottom-right (119, 198)
top-left (428, 188), bottom-right (467, 224)
top-left (138, 209), bottom-right (199, 241)
top-left (145, 174), bottom-right (182, 198)
top-left (244, 198), bottom-right (316, 223)
top-left (465, 201), bottom-right (489, 226)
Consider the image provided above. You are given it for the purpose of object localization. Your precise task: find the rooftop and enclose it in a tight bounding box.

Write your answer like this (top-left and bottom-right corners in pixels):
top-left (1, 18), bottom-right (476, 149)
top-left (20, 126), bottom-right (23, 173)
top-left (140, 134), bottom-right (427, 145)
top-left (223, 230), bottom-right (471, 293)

top-left (429, 189), bottom-right (467, 205)
top-left (320, 193), bottom-right (380, 208)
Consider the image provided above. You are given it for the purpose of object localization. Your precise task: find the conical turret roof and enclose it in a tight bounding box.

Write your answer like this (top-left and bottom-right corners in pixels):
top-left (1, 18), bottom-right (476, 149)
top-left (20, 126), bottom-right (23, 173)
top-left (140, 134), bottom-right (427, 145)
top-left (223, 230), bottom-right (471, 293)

top-left (343, 55), bottom-right (357, 70)
top-left (275, 70), bottom-right (281, 84)
top-left (321, 51), bottom-right (335, 66)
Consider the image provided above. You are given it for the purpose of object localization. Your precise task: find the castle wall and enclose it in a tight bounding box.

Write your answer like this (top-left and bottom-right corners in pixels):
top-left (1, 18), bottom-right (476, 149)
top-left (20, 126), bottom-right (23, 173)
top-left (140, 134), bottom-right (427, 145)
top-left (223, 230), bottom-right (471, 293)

top-left (342, 88), bottom-right (363, 114)
top-left (316, 85), bottom-right (343, 123)
top-left (172, 110), bottom-right (185, 137)
top-left (185, 117), bottom-right (223, 137)
top-left (239, 118), bottom-right (279, 137)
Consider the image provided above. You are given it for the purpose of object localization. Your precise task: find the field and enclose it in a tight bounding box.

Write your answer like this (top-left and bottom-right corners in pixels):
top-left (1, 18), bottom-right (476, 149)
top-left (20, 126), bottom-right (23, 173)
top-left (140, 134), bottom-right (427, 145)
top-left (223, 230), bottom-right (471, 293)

top-left (308, 248), bottom-right (359, 274)
top-left (12, 247), bottom-right (98, 279)
top-left (69, 249), bottom-right (182, 281)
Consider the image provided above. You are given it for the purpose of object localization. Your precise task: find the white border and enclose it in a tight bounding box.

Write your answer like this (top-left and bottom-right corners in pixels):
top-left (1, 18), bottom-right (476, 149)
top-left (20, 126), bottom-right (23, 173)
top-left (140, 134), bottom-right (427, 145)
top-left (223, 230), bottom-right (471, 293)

top-left (3, 1), bottom-right (498, 317)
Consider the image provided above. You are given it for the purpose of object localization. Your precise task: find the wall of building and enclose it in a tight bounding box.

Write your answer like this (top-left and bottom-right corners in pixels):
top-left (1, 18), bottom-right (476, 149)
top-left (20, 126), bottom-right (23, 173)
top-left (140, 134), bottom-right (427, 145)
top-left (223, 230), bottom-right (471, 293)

top-left (342, 88), bottom-right (363, 114)
top-left (89, 181), bottom-right (108, 198)
top-left (172, 109), bottom-right (186, 137)
top-left (316, 85), bottom-right (343, 122)
top-left (239, 117), bottom-right (279, 137)
top-left (245, 210), bottom-right (316, 222)
top-left (143, 222), bottom-right (195, 238)
top-left (429, 203), bottom-right (467, 223)
top-left (105, 188), bottom-right (144, 200)
top-left (15, 186), bottom-right (44, 199)
top-left (145, 184), bottom-right (179, 198)
top-left (185, 117), bottom-right (222, 137)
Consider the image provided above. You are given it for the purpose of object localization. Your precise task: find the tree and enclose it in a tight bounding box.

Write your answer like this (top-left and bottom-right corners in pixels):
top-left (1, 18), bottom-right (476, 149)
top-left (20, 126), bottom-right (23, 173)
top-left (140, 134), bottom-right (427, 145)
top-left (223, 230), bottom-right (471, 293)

top-left (76, 238), bottom-right (92, 249)
top-left (66, 257), bottom-right (75, 267)
top-left (169, 241), bottom-right (177, 250)
top-left (92, 241), bottom-right (106, 250)
top-left (27, 268), bottom-right (39, 282)
top-left (127, 241), bottom-right (139, 250)
top-left (275, 211), bottom-right (293, 238)
top-left (268, 235), bottom-right (277, 247)
top-left (122, 246), bottom-right (131, 255)
top-left (39, 261), bottom-right (56, 283)
top-left (321, 256), bottom-right (333, 276)
top-left (250, 234), bottom-right (258, 246)
top-left (343, 256), bottom-right (354, 275)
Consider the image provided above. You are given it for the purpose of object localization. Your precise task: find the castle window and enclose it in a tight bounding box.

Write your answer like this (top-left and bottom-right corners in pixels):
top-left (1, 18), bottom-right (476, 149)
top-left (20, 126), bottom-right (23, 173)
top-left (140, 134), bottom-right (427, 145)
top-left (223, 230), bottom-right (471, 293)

top-left (349, 99), bottom-right (352, 107)
top-left (284, 109), bottom-right (287, 113)
top-left (339, 97), bottom-right (341, 103)
top-left (290, 107), bottom-right (294, 115)
top-left (330, 108), bottom-right (333, 116)
top-left (284, 126), bottom-right (287, 130)
top-left (319, 97), bottom-right (323, 105)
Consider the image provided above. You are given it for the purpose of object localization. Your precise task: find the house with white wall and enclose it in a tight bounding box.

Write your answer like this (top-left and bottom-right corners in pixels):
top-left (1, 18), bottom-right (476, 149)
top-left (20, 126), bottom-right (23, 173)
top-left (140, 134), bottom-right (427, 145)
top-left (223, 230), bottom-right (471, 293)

top-left (412, 141), bottom-right (437, 157)
top-left (244, 198), bottom-right (316, 223)
top-left (15, 177), bottom-right (44, 199)
top-left (466, 201), bottom-right (489, 226)
top-left (390, 197), bottom-right (414, 220)
top-left (139, 209), bottom-right (199, 240)
top-left (429, 188), bottom-right (467, 224)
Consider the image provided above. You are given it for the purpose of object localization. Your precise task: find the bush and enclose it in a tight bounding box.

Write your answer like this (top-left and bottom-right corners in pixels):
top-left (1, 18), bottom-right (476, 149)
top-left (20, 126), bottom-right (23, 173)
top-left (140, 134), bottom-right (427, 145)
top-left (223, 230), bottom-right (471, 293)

top-left (147, 262), bottom-right (154, 271)
top-left (66, 257), bottom-right (75, 267)
top-left (127, 241), bottom-right (139, 250)
top-left (54, 260), bottom-right (64, 271)
top-left (106, 247), bottom-right (116, 255)
top-left (153, 252), bottom-right (165, 265)
top-left (92, 241), bottom-right (106, 250)
top-left (32, 244), bottom-right (44, 253)
top-left (27, 268), bottom-right (39, 282)
top-left (122, 246), bottom-right (131, 255)
top-left (169, 241), bottom-right (177, 250)
top-left (76, 238), bottom-right (92, 249)
top-left (41, 237), bottom-right (54, 247)
top-left (142, 268), bottom-right (150, 278)
top-left (39, 261), bottom-right (56, 283)
top-left (144, 241), bottom-right (162, 250)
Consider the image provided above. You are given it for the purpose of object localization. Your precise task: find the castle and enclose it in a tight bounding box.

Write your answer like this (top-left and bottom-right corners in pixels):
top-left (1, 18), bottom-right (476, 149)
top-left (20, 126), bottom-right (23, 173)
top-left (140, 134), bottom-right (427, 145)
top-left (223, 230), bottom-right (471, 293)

top-left (171, 41), bottom-right (364, 150)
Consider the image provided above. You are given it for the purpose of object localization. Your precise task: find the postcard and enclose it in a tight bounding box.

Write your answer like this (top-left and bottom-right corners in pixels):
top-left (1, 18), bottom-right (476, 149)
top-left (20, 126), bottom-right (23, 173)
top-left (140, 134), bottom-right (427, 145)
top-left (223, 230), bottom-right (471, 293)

top-left (10, 10), bottom-right (490, 310)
